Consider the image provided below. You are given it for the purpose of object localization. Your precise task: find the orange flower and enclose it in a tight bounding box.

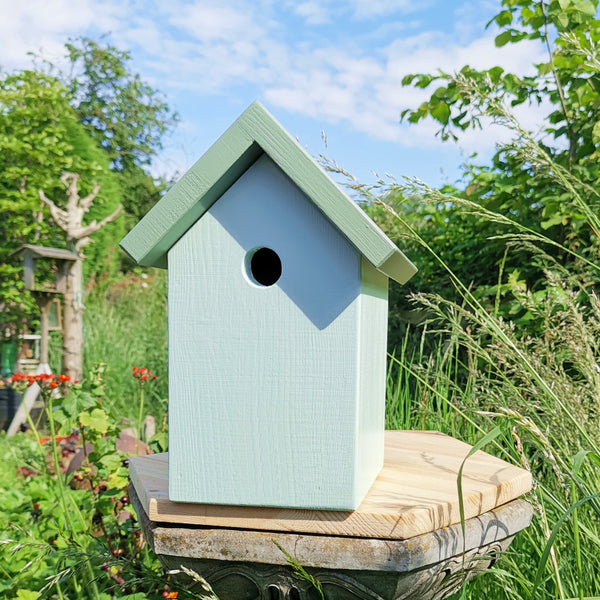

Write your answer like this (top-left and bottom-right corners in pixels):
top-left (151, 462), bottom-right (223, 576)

top-left (132, 366), bottom-right (157, 382)
top-left (11, 372), bottom-right (73, 391)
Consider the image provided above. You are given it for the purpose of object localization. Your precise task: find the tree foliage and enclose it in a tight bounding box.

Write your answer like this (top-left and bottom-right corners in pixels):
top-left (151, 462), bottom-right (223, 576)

top-left (378, 0), bottom-right (600, 342)
top-left (0, 71), bottom-right (123, 336)
top-left (51, 37), bottom-right (178, 222)
top-left (0, 37), bottom-right (176, 338)
top-left (63, 37), bottom-right (177, 173)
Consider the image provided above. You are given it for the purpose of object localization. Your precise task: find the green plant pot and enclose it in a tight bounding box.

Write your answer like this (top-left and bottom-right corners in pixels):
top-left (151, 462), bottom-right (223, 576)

top-left (1, 342), bottom-right (17, 378)
top-left (0, 387), bottom-right (20, 431)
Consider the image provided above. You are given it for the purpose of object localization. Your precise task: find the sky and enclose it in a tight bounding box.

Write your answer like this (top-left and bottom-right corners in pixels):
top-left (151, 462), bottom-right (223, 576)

top-left (0, 0), bottom-right (548, 191)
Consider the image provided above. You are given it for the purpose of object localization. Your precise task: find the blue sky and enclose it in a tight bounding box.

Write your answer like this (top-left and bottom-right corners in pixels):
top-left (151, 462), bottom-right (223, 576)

top-left (1, 0), bottom-right (547, 190)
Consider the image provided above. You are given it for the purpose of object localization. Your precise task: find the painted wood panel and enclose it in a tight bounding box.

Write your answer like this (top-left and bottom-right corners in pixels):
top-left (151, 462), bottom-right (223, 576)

top-left (129, 430), bottom-right (533, 539)
top-left (355, 257), bottom-right (388, 503)
top-left (168, 154), bottom-right (377, 509)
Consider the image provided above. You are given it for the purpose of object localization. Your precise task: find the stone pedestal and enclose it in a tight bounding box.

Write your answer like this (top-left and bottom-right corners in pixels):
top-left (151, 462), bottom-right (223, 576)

top-left (129, 431), bottom-right (533, 600)
top-left (132, 488), bottom-right (531, 600)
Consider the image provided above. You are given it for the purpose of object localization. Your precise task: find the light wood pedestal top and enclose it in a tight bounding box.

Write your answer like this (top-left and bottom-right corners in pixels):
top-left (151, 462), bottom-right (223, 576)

top-left (129, 430), bottom-right (532, 540)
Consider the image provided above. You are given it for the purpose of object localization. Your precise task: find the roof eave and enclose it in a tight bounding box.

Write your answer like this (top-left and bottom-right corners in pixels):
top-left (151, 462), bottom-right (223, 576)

top-left (120, 124), bottom-right (263, 268)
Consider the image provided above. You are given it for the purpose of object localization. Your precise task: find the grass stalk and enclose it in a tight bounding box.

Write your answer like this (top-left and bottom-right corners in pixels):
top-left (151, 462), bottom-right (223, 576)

top-left (136, 386), bottom-right (144, 455)
top-left (46, 394), bottom-right (101, 600)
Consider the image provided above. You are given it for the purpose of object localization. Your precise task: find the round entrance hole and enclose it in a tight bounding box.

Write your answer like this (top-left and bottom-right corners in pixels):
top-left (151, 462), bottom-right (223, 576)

top-left (246, 247), bottom-right (282, 287)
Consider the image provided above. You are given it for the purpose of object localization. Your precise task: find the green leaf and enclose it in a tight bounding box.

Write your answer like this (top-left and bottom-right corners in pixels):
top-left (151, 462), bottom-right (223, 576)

top-left (592, 121), bottom-right (600, 144)
top-left (15, 590), bottom-right (41, 600)
top-left (494, 9), bottom-right (514, 27)
top-left (60, 390), bottom-right (96, 419)
top-left (100, 453), bottom-right (123, 471)
top-left (430, 102), bottom-right (451, 125)
top-left (79, 408), bottom-right (110, 434)
top-left (555, 10), bottom-right (570, 28)
top-left (573, 450), bottom-right (600, 475)
top-left (415, 74), bottom-right (434, 89)
top-left (541, 213), bottom-right (566, 229)
top-left (573, 0), bottom-right (596, 17)
top-left (488, 66), bottom-right (504, 83)
top-left (495, 30), bottom-right (514, 47)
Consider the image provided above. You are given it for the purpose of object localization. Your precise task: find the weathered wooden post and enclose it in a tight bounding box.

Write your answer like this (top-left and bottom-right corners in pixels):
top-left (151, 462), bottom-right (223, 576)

top-left (8, 245), bottom-right (78, 435)
top-left (122, 102), bottom-right (532, 599)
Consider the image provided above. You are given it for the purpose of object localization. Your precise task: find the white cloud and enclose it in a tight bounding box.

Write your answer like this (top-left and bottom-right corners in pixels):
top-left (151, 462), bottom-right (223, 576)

top-left (167, 4), bottom-right (263, 43)
top-left (0, 0), bottom-right (122, 71)
top-left (294, 2), bottom-right (331, 25)
top-left (349, 0), bottom-right (429, 19)
top-left (286, 0), bottom-right (431, 26)
top-left (264, 28), bottom-right (547, 158)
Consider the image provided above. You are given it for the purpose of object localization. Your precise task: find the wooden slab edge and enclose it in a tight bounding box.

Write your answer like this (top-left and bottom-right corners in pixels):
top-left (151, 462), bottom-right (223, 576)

top-left (129, 430), bottom-right (533, 540)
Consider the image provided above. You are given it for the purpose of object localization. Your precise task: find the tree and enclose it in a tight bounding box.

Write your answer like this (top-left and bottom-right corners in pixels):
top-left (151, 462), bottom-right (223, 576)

top-left (39, 173), bottom-right (121, 380)
top-left (64, 37), bottom-right (176, 172)
top-left (38, 37), bottom-right (178, 222)
top-left (0, 70), bottom-right (123, 340)
top-left (389, 0), bottom-right (600, 308)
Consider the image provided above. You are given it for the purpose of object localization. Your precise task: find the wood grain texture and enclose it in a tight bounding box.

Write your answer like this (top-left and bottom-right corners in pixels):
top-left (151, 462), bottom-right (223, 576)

top-left (119, 101), bottom-right (417, 285)
top-left (167, 155), bottom-right (385, 510)
top-left (129, 430), bottom-right (532, 540)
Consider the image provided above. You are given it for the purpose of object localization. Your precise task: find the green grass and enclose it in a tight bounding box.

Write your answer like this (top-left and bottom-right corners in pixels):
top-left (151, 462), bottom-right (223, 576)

top-left (382, 221), bottom-right (600, 599)
top-left (75, 246), bottom-right (600, 598)
top-left (73, 219), bottom-right (600, 599)
top-left (82, 269), bottom-right (168, 424)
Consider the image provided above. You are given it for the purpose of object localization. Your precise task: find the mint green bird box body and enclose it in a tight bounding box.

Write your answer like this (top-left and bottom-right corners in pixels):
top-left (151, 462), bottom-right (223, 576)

top-left (120, 102), bottom-right (416, 510)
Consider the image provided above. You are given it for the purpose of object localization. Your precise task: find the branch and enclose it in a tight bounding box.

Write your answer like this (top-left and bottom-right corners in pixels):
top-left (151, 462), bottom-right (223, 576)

top-left (79, 183), bottom-right (102, 212)
top-left (61, 172), bottom-right (82, 217)
top-left (74, 236), bottom-right (93, 253)
top-left (70, 204), bottom-right (123, 241)
top-left (540, 1), bottom-right (576, 170)
top-left (39, 189), bottom-right (69, 231)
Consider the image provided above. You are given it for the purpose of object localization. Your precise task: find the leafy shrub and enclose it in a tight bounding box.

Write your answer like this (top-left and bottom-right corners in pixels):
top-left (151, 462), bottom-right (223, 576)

top-left (0, 365), bottom-right (180, 599)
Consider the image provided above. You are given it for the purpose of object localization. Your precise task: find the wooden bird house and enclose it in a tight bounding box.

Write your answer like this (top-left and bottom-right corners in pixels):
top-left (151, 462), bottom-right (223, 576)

top-left (120, 102), bottom-right (417, 510)
top-left (13, 245), bottom-right (78, 294)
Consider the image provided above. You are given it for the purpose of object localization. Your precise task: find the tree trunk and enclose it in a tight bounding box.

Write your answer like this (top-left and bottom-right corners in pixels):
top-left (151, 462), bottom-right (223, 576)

top-left (62, 258), bottom-right (84, 381)
top-left (39, 172), bottom-right (121, 381)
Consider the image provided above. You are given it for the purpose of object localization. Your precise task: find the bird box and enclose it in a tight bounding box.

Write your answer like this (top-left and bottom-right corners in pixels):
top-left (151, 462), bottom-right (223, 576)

top-left (120, 102), bottom-right (417, 510)
top-left (12, 245), bottom-right (78, 294)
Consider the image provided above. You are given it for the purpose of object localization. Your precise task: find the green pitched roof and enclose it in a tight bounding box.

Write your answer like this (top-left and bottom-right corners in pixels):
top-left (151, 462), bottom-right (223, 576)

top-left (120, 101), bottom-right (417, 285)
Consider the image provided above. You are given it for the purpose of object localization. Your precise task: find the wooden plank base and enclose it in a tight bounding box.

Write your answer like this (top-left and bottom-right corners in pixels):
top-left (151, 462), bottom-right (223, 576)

top-left (129, 430), bottom-right (532, 540)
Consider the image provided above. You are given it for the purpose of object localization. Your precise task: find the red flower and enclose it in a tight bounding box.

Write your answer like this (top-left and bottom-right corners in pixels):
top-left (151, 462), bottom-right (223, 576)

top-left (11, 372), bottom-right (73, 391)
top-left (132, 366), bottom-right (156, 382)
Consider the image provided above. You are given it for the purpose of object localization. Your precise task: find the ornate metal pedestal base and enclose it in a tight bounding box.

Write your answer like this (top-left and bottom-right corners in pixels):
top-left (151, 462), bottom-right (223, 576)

top-left (131, 487), bottom-right (532, 600)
